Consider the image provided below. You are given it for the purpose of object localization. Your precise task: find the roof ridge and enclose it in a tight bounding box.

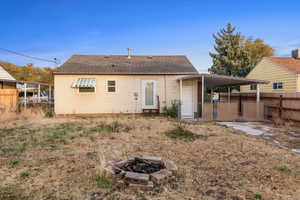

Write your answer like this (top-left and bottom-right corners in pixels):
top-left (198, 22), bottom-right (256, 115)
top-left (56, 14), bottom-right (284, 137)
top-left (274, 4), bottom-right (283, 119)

top-left (267, 56), bottom-right (299, 59)
top-left (56, 54), bottom-right (198, 74)
top-left (71, 54), bottom-right (187, 57)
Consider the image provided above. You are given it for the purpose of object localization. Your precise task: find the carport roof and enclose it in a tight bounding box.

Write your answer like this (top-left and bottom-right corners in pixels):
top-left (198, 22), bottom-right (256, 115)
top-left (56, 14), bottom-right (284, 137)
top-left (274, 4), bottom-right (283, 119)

top-left (178, 74), bottom-right (269, 89)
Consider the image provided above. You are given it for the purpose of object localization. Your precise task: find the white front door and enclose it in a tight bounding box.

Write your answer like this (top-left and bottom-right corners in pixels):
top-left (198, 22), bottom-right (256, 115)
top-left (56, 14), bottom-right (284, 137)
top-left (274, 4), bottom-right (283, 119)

top-left (182, 85), bottom-right (193, 117)
top-left (142, 80), bottom-right (157, 109)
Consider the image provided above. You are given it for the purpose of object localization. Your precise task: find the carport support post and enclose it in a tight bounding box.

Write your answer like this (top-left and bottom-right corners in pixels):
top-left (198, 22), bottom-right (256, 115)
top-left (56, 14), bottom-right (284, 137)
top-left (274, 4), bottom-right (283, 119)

top-left (179, 79), bottom-right (183, 120)
top-left (49, 85), bottom-right (52, 103)
top-left (201, 75), bottom-right (204, 119)
top-left (228, 87), bottom-right (231, 103)
top-left (256, 84), bottom-right (260, 120)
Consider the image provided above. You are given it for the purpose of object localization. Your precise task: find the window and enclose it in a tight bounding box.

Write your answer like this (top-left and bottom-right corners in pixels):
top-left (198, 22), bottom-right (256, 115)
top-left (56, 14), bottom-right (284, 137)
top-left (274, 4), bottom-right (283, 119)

top-left (273, 82), bottom-right (283, 90)
top-left (79, 87), bottom-right (95, 93)
top-left (107, 80), bottom-right (116, 92)
top-left (250, 84), bottom-right (257, 91)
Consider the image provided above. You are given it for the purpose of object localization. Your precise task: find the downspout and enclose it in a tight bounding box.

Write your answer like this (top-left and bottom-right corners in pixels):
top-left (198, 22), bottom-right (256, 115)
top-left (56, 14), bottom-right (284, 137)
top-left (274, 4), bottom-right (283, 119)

top-left (256, 84), bottom-right (260, 120)
top-left (180, 79), bottom-right (183, 120)
top-left (164, 75), bottom-right (167, 107)
top-left (201, 75), bottom-right (204, 119)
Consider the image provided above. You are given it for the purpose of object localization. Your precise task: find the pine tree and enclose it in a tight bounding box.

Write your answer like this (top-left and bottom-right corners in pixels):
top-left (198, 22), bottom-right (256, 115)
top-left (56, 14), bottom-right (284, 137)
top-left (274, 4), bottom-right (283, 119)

top-left (208, 24), bottom-right (251, 77)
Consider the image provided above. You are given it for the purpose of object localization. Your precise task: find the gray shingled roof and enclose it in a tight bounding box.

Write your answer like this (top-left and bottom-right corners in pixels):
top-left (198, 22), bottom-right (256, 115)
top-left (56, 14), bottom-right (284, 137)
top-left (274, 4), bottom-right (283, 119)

top-left (54, 55), bottom-right (198, 75)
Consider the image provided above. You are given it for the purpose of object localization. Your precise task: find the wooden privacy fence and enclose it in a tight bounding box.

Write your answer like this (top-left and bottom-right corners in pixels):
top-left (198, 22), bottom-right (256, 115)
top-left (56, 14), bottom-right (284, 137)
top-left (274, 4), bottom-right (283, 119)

top-left (0, 89), bottom-right (18, 112)
top-left (220, 93), bottom-right (300, 122)
top-left (203, 102), bottom-right (264, 121)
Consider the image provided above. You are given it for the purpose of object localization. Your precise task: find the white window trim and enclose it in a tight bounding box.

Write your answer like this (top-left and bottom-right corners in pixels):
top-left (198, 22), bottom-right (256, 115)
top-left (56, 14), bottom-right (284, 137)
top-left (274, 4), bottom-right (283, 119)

top-left (272, 82), bottom-right (283, 90)
top-left (106, 80), bottom-right (117, 93)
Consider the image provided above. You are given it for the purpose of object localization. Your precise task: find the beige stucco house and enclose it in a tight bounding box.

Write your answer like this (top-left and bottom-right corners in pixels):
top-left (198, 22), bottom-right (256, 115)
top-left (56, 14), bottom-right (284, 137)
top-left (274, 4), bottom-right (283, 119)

top-left (54, 54), bottom-right (268, 120)
top-left (241, 49), bottom-right (300, 93)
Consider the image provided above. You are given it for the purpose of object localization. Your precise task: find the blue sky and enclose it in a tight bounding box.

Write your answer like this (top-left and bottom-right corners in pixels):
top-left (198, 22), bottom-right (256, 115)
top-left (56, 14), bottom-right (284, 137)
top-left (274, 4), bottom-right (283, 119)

top-left (0, 0), bottom-right (299, 71)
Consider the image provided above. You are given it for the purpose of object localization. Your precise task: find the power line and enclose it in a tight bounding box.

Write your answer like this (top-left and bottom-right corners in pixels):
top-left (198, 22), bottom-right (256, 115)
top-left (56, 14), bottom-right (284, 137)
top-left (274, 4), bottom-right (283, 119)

top-left (0, 47), bottom-right (59, 64)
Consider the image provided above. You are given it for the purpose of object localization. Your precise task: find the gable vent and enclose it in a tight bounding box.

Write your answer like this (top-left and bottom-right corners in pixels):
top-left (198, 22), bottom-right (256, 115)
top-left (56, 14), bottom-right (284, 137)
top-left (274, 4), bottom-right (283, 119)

top-left (127, 48), bottom-right (132, 59)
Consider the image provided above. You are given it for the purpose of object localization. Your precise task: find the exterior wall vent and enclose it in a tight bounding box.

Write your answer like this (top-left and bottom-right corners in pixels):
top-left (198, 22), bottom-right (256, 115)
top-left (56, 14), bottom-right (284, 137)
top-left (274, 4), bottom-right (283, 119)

top-left (127, 48), bottom-right (132, 59)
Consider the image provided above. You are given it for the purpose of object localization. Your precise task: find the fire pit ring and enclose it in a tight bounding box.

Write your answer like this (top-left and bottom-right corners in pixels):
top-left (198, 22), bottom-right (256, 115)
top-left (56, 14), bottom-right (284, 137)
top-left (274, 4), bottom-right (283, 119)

top-left (105, 156), bottom-right (177, 189)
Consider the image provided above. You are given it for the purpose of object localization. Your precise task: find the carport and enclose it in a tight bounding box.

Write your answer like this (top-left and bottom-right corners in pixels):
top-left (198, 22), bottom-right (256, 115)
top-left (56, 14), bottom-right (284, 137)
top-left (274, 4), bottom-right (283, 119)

top-left (178, 74), bottom-right (269, 120)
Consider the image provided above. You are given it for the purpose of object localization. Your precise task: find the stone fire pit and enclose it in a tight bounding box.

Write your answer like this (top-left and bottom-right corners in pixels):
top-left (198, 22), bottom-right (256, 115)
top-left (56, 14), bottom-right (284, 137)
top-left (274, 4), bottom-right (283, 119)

top-left (105, 156), bottom-right (177, 189)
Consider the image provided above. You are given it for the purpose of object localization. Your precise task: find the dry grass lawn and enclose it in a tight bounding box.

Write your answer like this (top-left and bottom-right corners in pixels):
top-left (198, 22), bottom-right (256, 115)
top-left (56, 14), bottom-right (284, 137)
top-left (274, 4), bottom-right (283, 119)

top-left (0, 116), bottom-right (299, 200)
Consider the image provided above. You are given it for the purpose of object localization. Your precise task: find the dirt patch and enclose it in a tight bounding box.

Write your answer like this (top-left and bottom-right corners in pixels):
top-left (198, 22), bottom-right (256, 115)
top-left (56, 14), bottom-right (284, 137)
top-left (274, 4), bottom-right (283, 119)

top-left (0, 116), bottom-right (299, 200)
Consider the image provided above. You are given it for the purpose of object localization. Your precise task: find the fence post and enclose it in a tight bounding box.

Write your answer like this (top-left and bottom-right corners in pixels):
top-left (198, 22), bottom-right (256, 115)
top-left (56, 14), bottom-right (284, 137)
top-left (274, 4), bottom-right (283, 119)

top-left (239, 94), bottom-right (242, 116)
top-left (279, 95), bottom-right (283, 118)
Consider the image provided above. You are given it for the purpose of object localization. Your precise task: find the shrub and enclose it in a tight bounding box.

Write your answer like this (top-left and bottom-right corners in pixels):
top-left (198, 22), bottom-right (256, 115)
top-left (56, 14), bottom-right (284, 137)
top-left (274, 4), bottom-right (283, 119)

top-left (165, 123), bottom-right (208, 141)
top-left (44, 108), bottom-right (54, 118)
top-left (163, 100), bottom-right (180, 118)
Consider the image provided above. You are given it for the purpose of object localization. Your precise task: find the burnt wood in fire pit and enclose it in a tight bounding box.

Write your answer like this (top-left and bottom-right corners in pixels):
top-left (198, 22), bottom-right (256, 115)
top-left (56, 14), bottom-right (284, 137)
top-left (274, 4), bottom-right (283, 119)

top-left (120, 157), bottom-right (165, 174)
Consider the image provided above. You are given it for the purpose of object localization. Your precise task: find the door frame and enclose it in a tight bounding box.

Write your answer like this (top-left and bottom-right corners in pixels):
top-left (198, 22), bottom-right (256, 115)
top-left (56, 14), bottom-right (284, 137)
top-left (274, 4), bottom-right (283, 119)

top-left (181, 85), bottom-right (193, 117)
top-left (141, 80), bottom-right (157, 109)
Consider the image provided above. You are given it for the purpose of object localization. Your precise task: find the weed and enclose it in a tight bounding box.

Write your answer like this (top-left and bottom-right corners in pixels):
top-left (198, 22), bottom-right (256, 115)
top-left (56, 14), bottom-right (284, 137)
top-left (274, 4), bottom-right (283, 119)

top-left (44, 108), bottom-right (54, 118)
top-left (20, 171), bottom-right (30, 178)
top-left (277, 167), bottom-right (292, 174)
top-left (49, 144), bottom-right (59, 150)
top-left (70, 136), bottom-right (76, 140)
top-left (89, 121), bottom-right (131, 133)
top-left (0, 185), bottom-right (29, 200)
top-left (95, 174), bottom-right (111, 188)
top-left (95, 153), bottom-right (111, 188)
top-left (254, 193), bottom-right (262, 200)
top-left (165, 123), bottom-right (208, 141)
top-left (0, 143), bottom-right (27, 157)
top-left (10, 160), bottom-right (19, 166)
top-left (89, 136), bottom-right (96, 142)
top-left (30, 136), bottom-right (39, 147)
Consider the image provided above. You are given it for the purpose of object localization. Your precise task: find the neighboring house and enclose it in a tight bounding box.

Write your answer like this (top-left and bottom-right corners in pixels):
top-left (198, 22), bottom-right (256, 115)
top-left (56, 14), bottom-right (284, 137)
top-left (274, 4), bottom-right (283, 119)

top-left (0, 65), bottom-right (17, 89)
top-left (54, 54), bottom-right (267, 119)
top-left (0, 65), bottom-right (18, 111)
top-left (54, 54), bottom-right (198, 116)
top-left (241, 49), bottom-right (300, 93)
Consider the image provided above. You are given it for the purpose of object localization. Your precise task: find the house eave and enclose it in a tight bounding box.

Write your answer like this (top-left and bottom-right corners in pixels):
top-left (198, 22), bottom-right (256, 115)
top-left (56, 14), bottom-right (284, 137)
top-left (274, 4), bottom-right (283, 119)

top-left (53, 72), bottom-right (199, 75)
